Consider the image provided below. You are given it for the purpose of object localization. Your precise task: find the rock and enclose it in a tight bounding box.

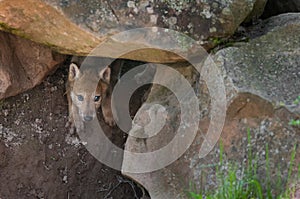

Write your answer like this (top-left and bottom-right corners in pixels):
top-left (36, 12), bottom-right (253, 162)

top-left (223, 13), bottom-right (300, 105)
top-left (44, 0), bottom-right (257, 49)
top-left (262, 0), bottom-right (300, 19)
top-left (121, 13), bottom-right (300, 198)
top-left (244, 0), bottom-right (268, 23)
top-left (245, 13), bottom-right (300, 39)
top-left (0, 0), bottom-right (100, 55)
top-left (0, 0), bottom-right (262, 62)
top-left (0, 31), bottom-right (65, 100)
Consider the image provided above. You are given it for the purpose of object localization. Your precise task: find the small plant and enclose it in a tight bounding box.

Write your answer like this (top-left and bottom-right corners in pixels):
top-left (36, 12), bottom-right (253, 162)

top-left (0, 99), bottom-right (5, 109)
top-left (293, 96), bottom-right (300, 105)
top-left (289, 119), bottom-right (300, 126)
top-left (277, 144), bottom-right (298, 199)
top-left (188, 129), bottom-right (299, 199)
top-left (211, 38), bottom-right (223, 46)
top-left (289, 96), bottom-right (300, 126)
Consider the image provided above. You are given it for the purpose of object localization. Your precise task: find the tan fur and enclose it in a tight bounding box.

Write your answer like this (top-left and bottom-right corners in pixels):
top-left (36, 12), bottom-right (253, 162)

top-left (66, 61), bottom-right (115, 132)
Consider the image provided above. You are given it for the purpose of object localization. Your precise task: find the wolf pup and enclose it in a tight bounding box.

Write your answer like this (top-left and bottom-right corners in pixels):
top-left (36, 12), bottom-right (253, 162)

top-left (66, 57), bottom-right (119, 132)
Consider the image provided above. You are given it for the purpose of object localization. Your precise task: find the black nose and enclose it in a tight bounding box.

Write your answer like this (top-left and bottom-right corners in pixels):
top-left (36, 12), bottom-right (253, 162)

top-left (83, 116), bottom-right (93, 121)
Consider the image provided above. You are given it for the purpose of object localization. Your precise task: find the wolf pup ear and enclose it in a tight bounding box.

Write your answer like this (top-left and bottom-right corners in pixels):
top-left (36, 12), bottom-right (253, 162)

top-left (99, 66), bottom-right (111, 84)
top-left (69, 63), bottom-right (81, 81)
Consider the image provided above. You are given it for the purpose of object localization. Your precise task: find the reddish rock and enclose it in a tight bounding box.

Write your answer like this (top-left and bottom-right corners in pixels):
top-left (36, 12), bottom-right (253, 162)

top-left (0, 31), bottom-right (65, 99)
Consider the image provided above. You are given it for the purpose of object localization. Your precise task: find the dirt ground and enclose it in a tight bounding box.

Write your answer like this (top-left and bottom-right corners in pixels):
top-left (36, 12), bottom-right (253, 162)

top-left (0, 60), bottom-right (150, 199)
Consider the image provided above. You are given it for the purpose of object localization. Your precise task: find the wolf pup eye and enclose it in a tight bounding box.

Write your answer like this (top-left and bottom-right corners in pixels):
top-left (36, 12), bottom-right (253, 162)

top-left (94, 96), bottom-right (101, 102)
top-left (77, 95), bottom-right (84, 101)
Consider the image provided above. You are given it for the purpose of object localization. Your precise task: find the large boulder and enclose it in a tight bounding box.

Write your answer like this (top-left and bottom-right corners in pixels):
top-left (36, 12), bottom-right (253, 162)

top-left (0, 31), bottom-right (65, 100)
top-left (121, 13), bottom-right (300, 198)
top-left (0, 0), bottom-right (101, 56)
top-left (0, 0), bottom-right (262, 62)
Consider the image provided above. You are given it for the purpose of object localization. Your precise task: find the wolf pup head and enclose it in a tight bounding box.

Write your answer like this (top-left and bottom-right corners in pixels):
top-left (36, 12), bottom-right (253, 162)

top-left (68, 63), bottom-right (111, 122)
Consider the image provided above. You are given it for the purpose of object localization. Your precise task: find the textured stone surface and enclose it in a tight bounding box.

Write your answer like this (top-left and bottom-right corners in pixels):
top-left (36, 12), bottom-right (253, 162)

top-left (0, 0), bottom-right (261, 62)
top-left (122, 13), bottom-right (300, 198)
top-left (44, 0), bottom-right (257, 49)
top-left (223, 13), bottom-right (300, 105)
top-left (0, 31), bottom-right (65, 100)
